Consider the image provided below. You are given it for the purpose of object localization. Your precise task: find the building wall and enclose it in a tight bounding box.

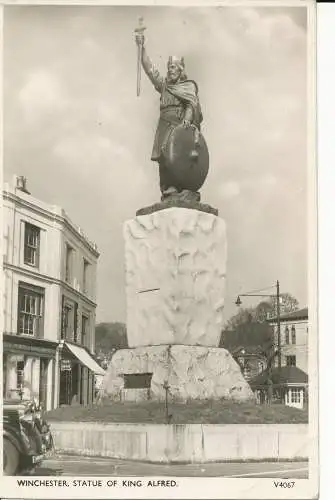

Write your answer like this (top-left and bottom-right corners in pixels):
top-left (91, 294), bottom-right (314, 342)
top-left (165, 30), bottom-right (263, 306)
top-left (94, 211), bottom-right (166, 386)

top-left (3, 181), bottom-right (98, 349)
top-left (3, 190), bottom-right (63, 338)
top-left (3, 187), bottom-right (63, 277)
top-left (272, 318), bottom-right (308, 373)
top-left (60, 224), bottom-right (97, 353)
top-left (60, 285), bottom-right (96, 353)
top-left (61, 224), bottom-right (98, 303)
top-left (3, 269), bottom-right (62, 342)
top-left (3, 177), bottom-right (99, 408)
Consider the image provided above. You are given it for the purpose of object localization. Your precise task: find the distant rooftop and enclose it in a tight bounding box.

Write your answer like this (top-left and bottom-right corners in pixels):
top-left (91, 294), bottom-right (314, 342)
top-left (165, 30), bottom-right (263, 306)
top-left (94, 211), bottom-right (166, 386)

top-left (268, 307), bottom-right (308, 322)
top-left (250, 366), bottom-right (308, 387)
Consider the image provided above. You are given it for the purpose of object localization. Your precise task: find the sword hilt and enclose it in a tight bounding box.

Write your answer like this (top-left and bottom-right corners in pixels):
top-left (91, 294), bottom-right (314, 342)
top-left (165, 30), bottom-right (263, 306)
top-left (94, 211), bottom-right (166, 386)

top-left (135, 16), bottom-right (146, 37)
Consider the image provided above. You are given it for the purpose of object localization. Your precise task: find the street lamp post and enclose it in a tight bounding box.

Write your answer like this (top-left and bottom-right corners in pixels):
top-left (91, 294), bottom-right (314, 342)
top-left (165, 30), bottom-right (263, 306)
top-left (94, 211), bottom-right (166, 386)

top-left (235, 280), bottom-right (282, 370)
top-left (276, 280), bottom-right (281, 369)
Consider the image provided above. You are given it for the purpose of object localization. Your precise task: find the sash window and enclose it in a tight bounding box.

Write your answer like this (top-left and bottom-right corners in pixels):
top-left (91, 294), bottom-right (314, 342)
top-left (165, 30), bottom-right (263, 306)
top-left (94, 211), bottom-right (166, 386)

top-left (24, 223), bottom-right (40, 267)
top-left (18, 283), bottom-right (44, 337)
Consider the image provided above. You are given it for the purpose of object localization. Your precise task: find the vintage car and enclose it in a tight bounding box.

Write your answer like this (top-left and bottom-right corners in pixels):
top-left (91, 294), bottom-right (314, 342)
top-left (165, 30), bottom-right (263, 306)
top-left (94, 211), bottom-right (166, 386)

top-left (3, 399), bottom-right (54, 475)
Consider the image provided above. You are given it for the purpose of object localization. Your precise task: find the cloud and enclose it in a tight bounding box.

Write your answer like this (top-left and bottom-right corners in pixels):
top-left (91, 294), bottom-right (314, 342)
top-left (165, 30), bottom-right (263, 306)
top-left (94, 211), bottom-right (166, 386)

top-left (53, 134), bottom-right (112, 170)
top-left (219, 181), bottom-right (241, 200)
top-left (18, 70), bottom-right (66, 123)
top-left (53, 133), bottom-right (145, 190)
top-left (260, 174), bottom-right (277, 188)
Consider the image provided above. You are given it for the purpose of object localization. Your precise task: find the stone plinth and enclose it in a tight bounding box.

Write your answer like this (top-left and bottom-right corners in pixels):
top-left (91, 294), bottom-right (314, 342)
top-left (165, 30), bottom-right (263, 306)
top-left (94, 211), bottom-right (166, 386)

top-left (136, 191), bottom-right (218, 216)
top-left (102, 345), bottom-right (255, 402)
top-left (124, 208), bottom-right (227, 348)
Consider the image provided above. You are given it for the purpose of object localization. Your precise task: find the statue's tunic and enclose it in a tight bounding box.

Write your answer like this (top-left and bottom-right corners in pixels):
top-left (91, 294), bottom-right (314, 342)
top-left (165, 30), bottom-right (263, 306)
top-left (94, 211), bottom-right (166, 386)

top-left (145, 65), bottom-right (203, 161)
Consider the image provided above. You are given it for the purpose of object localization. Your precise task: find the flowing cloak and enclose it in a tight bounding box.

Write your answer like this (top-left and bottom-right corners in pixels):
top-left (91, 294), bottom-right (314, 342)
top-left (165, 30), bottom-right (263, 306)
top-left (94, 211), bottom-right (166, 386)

top-left (151, 79), bottom-right (203, 161)
top-left (167, 81), bottom-right (203, 125)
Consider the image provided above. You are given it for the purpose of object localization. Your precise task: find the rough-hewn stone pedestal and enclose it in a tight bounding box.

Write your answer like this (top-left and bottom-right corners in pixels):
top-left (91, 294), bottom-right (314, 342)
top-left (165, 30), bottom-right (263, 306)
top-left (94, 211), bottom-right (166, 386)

top-left (102, 207), bottom-right (254, 404)
top-left (102, 345), bottom-right (255, 402)
top-left (124, 208), bottom-right (227, 347)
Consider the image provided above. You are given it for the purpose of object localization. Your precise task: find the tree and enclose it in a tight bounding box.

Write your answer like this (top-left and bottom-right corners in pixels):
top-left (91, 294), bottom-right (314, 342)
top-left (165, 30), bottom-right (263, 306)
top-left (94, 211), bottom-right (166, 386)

top-left (225, 292), bottom-right (299, 329)
top-left (224, 307), bottom-right (254, 331)
top-left (95, 322), bottom-right (128, 368)
top-left (95, 322), bottom-right (128, 349)
top-left (254, 301), bottom-right (273, 322)
top-left (220, 320), bottom-right (273, 352)
top-left (221, 292), bottom-right (300, 375)
top-left (95, 322), bottom-right (128, 350)
top-left (269, 292), bottom-right (299, 317)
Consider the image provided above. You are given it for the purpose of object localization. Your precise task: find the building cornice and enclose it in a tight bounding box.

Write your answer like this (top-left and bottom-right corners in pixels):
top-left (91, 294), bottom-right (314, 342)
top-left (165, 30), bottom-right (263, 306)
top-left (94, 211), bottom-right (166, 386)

top-left (268, 318), bottom-right (308, 325)
top-left (267, 307), bottom-right (308, 323)
top-left (3, 262), bottom-right (97, 309)
top-left (3, 332), bottom-right (58, 348)
top-left (252, 382), bottom-right (308, 388)
top-left (3, 190), bottom-right (100, 258)
top-left (2, 333), bottom-right (58, 358)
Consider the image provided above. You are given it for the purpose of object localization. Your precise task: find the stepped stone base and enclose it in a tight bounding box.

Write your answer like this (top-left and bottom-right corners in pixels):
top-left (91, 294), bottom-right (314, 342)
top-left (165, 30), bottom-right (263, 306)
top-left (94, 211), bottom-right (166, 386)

top-left (102, 345), bottom-right (255, 403)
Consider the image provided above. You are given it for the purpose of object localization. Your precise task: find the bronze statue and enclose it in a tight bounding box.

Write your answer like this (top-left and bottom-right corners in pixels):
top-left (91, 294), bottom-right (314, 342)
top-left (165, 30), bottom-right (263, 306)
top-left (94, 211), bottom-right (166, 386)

top-left (135, 20), bottom-right (209, 200)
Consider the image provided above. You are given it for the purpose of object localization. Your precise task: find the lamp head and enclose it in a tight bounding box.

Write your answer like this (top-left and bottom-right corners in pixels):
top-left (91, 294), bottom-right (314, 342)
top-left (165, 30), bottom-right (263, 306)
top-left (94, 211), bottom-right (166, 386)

top-left (235, 296), bottom-right (242, 307)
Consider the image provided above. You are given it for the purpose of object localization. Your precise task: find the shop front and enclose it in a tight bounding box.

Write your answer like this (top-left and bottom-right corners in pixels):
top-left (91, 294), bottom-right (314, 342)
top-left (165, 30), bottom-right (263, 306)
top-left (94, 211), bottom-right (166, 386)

top-left (3, 336), bottom-right (105, 409)
top-left (56, 341), bottom-right (105, 407)
top-left (3, 334), bottom-right (57, 411)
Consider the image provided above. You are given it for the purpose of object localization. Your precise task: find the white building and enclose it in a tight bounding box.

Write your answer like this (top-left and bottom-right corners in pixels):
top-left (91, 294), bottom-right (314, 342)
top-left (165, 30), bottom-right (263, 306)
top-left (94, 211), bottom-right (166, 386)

top-left (264, 307), bottom-right (308, 409)
top-left (271, 307), bottom-right (308, 373)
top-left (2, 175), bottom-right (105, 410)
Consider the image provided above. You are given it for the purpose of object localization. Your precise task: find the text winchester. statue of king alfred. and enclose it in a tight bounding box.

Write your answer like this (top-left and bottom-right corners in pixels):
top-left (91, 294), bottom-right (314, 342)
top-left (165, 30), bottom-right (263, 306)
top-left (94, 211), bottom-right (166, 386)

top-left (135, 24), bottom-right (210, 202)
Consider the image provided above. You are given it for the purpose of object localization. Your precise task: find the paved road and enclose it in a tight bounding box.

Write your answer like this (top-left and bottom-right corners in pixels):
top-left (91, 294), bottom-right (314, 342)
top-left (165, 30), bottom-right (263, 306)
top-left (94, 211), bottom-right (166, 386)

top-left (31, 455), bottom-right (308, 478)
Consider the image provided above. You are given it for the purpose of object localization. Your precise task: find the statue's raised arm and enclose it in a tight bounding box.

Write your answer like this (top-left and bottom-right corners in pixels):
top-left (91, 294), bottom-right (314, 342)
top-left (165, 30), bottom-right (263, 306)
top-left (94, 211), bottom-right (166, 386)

top-left (135, 30), bottom-right (164, 93)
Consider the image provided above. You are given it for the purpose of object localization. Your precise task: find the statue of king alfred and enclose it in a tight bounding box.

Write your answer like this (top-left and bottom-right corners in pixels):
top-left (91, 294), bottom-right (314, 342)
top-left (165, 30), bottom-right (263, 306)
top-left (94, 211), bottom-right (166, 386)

top-left (135, 23), bottom-right (209, 200)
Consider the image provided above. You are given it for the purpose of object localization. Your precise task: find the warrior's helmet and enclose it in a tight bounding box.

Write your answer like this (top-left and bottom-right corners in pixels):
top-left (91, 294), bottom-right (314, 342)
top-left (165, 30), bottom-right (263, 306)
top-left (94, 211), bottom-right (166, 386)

top-left (167, 56), bottom-right (187, 81)
top-left (167, 55), bottom-right (185, 69)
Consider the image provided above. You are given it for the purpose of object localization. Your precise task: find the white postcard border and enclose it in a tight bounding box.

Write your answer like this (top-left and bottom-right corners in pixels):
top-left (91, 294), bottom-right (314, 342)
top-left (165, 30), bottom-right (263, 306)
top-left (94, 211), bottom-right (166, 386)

top-left (0, 0), bottom-right (318, 499)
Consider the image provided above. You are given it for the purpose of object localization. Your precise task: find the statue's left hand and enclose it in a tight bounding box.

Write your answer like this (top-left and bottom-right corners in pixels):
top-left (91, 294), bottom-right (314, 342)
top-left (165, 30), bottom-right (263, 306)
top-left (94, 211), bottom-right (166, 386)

top-left (183, 119), bottom-right (191, 128)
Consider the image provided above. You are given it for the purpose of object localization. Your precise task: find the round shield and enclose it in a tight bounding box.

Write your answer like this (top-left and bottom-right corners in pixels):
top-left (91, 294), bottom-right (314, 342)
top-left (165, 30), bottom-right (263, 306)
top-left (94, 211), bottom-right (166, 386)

top-left (163, 124), bottom-right (209, 192)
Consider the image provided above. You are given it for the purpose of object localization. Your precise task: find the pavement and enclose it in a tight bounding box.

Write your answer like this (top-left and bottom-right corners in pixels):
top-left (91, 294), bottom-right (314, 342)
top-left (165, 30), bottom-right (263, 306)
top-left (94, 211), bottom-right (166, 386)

top-left (30, 454), bottom-right (309, 478)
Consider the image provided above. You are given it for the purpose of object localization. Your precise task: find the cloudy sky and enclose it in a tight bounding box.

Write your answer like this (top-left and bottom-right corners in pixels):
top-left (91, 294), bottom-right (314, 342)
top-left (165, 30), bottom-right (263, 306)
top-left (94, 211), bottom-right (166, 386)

top-left (3, 4), bottom-right (309, 324)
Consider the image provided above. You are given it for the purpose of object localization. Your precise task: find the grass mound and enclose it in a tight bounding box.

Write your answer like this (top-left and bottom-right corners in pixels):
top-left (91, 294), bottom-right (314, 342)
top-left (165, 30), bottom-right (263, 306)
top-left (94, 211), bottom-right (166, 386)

top-left (45, 400), bottom-right (308, 424)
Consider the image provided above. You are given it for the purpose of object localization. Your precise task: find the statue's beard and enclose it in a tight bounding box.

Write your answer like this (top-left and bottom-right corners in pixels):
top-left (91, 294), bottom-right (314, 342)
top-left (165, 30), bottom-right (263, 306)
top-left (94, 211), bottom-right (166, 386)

top-left (166, 73), bottom-right (180, 84)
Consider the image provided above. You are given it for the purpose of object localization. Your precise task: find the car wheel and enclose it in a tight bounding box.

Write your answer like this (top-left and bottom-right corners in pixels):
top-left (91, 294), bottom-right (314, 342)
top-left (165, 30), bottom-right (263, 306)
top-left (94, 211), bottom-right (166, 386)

top-left (3, 438), bottom-right (20, 476)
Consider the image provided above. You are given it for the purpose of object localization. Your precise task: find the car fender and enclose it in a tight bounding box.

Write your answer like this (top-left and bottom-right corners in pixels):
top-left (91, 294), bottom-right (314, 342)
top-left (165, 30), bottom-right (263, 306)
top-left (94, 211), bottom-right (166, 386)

top-left (3, 428), bottom-right (25, 455)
